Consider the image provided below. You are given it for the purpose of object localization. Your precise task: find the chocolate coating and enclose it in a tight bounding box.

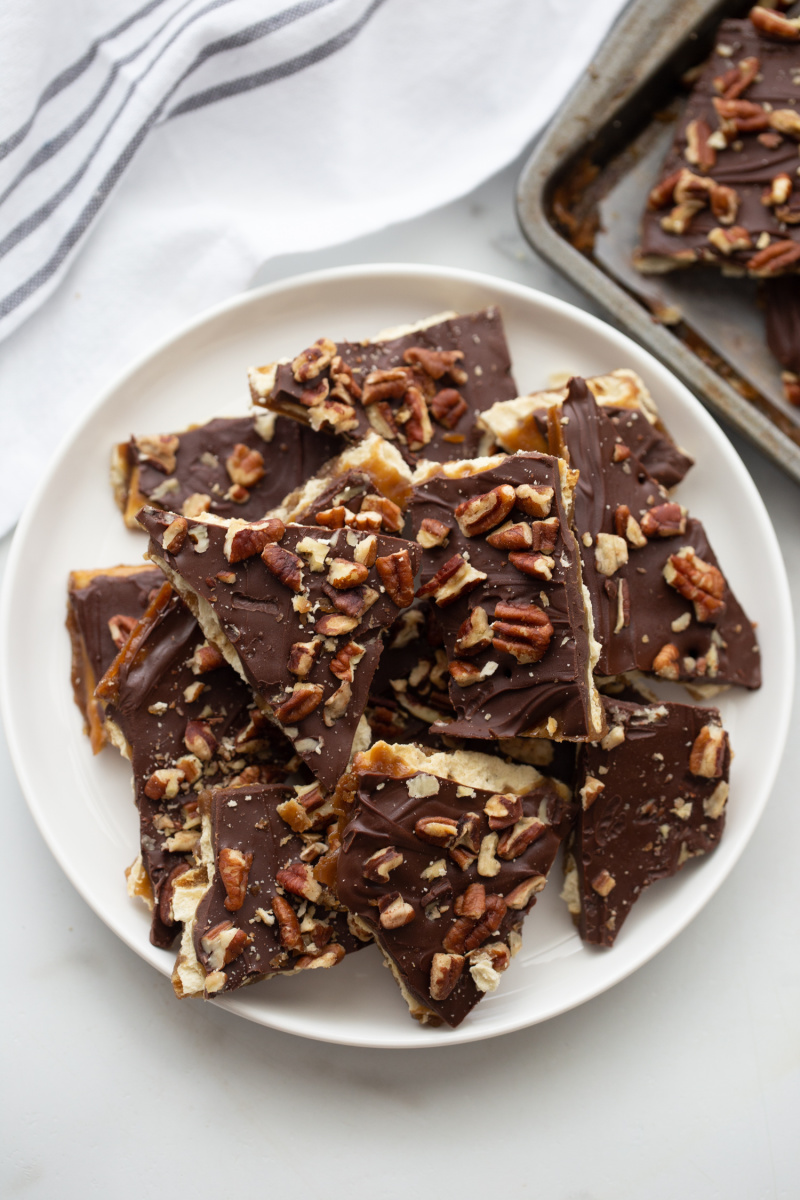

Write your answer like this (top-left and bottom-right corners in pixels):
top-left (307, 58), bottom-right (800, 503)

top-left (337, 766), bottom-right (572, 1027)
top-left (764, 275), bottom-right (800, 373)
top-left (568, 698), bottom-right (730, 946)
top-left (102, 585), bottom-right (291, 948)
top-left (192, 785), bottom-right (362, 994)
top-left (261, 308), bottom-right (518, 462)
top-left (139, 509), bottom-right (421, 790)
top-left (640, 19), bottom-right (800, 273)
top-left (120, 415), bottom-right (341, 525)
top-left (563, 378), bottom-right (760, 689)
top-left (409, 452), bottom-right (602, 740)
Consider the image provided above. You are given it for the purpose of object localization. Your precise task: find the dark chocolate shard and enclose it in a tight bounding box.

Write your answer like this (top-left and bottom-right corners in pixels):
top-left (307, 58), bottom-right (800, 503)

top-left (249, 308), bottom-right (518, 462)
top-left (638, 18), bottom-right (800, 276)
top-left (561, 377), bottom-right (760, 690)
top-left (111, 413), bottom-right (341, 529)
top-left (138, 508), bottom-right (421, 790)
top-left (172, 784), bottom-right (365, 999)
top-left (563, 698), bottom-right (731, 947)
top-left (479, 369), bottom-right (693, 490)
top-left (66, 565), bottom-right (163, 753)
top-left (97, 582), bottom-right (292, 949)
top-left (335, 742), bottom-right (574, 1028)
top-left (408, 451), bottom-right (605, 742)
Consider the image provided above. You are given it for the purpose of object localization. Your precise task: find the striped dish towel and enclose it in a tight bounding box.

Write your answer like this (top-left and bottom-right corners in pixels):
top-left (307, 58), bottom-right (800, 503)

top-left (0, 0), bottom-right (627, 533)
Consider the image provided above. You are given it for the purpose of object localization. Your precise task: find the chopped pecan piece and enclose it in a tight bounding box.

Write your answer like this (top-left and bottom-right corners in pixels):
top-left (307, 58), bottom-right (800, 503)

top-left (455, 484), bottom-right (516, 537)
top-left (663, 547), bottom-right (726, 622)
top-left (747, 238), bottom-right (800, 275)
top-left (769, 110), bottom-right (800, 138)
top-left (162, 516), bottom-right (188, 554)
top-left (492, 601), bottom-right (554, 665)
top-left (429, 952), bottom-right (465, 1000)
top-left (714, 55), bottom-right (759, 100)
top-left (201, 921), bottom-right (249, 969)
top-left (453, 883), bottom-right (486, 920)
top-left (640, 502), bottom-right (687, 538)
top-left (514, 484), bottom-right (554, 518)
top-left (276, 861), bottom-right (322, 903)
top-left (399, 386), bottom-right (433, 451)
top-left (135, 432), bottom-right (180, 474)
top-left (287, 638), bottom-right (321, 678)
top-left (359, 494), bottom-right (404, 533)
top-left (292, 337), bottom-right (337, 382)
top-left (448, 660), bottom-right (485, 687)
top-left (323, 681), bottom-right (352, 726)
top-left (375, 549), bottom-right (415, 608)
top-left (684, 118), bottom-right (715, 172)
top-left (330, 640), bottom-right (365, 682)
top-left (327, 558), bottom-right (369, 590)
top-left (689, 724), bottom-right (727, 778)
top-left (504, 874), bottom-right (546, 909)
top-left (486, 521), bottom-right (532, 551)
top-left (403, 346), bottom-right (467, 382)
top-left (144, 767), bottom-right (184, 801)
top-left (429, 388), bottom-right (468, 428)
top-left (184, 719), bottom-right (217, 761)
top-left (509, 551), bottom-right (555, 581)
top-left (108, 613), bottom-right (137, 650)
top-left (454, 606), bottom-right (492, 657)
top-left (416, 517), bottom-right (451, 549)
top-left (362, 367), bottom-right (412, 406)
top-left (707, 226), bottom-right (753, 255)
top-left (273, 683), bottom-right (324, 724)
top-left (415, 815), bottom-right (459, 847)
top-left (225, 443), bottom-right (265, 487)
top-left (648, 169), bottom-right (682, 210)
top-left (749, 6), bottom-right (800, 39)
top-left (353, 534), bottom-right (378, 567)
top-left (762, 173), bottom-right (793, 208)
top-left (189, 641), bottom-right (225, 673)
top-left (497, 817), bottom-right (546, 861)
top-left (362, 846), bottom-right (404, 882)
top-left (614, 504), bottom-right (647, 548)
top-left (218, 848), bottom-right (254, 912)
top-left (315, 506), bottom-right (350, 530)
top-left (417, 554), bottom-right (487, 607)
top-left (652, 642), bottom-right (681, 681)
top-left (378, 893), bottom-right (416, 929)
top-left (224, 517), bottom-right (285, 563)
top-left (272, 895), bottom-right (304, 951)
top-left (261, 543), bottom-right (303, 592)
top-left (315, 612), bottom-right (360, 636)
top-left (594, 532), bottom-right (629, 576)
top-left (483, 793), bottom-right (523, 831)
top-left (591, 869), bottom-right (616, 897)
top-left (529, 517), bottom-right (560, 553)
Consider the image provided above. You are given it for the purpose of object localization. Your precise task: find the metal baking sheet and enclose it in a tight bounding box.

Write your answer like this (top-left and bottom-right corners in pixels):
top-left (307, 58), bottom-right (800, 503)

top-left (516, 0), bottom-right (800, 485)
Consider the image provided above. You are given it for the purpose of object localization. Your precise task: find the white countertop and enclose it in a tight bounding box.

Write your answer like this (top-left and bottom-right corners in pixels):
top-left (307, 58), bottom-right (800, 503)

top-left (2, 150), bottom-right (798, 1199)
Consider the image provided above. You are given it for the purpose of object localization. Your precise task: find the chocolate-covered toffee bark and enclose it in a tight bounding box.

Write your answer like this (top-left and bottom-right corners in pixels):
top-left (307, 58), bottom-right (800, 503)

top-left (172, 784), bottom-right (364, 999)
top-left (563, 698), bottom-right (731, 946)
top-left (763, 276), bottom-right (800, 405)
top-left (335, 742), bottom-right (573, 1027)
top-left (478, 370), bottom-right (694, 490)
top-left (409, 452), bottom-right (604, 742)
top-left (67, 565), bottom-right (163, 753)
top-left (97, 582), bottom-right (292, 948)
top-left (638, 14), bottom-right (800, 277)
top-left (139, 508), bottom-right (421, 789)
top-left (562, 378), bottom-right (760, 690)
top-left (112, 412), bottom-right (342, 529)
top-left (248, 307), bottom-right (518, 462)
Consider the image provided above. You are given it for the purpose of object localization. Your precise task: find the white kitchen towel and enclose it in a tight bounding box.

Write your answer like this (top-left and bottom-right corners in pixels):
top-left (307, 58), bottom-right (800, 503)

top-left (0, 0), bottom-right (627, 535)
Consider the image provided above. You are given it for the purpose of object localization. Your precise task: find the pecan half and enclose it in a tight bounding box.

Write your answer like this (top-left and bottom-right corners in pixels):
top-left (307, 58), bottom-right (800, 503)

top-left (417, 554), bottom-right (487, 607)
top-left (497, 817), bottom-right (546, 860)
top-left (455, 484), bottom-right (516, 537)
top-left (292, 337), bottom-right (337, 382)
top-left (429, 952), bottom-right (465, 1000)
top-left (261, 543), bottom-right (303, 592)
top-left (403, 346), bottom-right (467, 382)
top-left (713, 97), bottom-right (769, 133)
top-left (689, 724), bottom-right (727, 778)
top-left (376, 549), bottom-right (415, 608)
top-left (454, 883), bottom-right (486, 920)
top-left (749, 6), bottom-right (800, 39)
top-left (225, 443), bottom-right (265, 487)
top-left (272, 894), bottom-right (304, 951)
top-left (454, 606), bottom-right (492, 656)
top-left (747, 239), bottom-right (800, 275)
top-left (416, 517), bottom-right (452, 549)
top-left (663, 547), bottom-right (726, 622)
top-left (492, 601), bottom-right (554, 664)
top-left (429, 388), bottom-right (468, 428)
top-left (219, 848), bottom-right (254, 912)
top-left (362, 367), bottom-right (412, 406)
top-left (640, 502), bottom-right (687, 538)
top-left (273, 683), bottom-right (324, 724)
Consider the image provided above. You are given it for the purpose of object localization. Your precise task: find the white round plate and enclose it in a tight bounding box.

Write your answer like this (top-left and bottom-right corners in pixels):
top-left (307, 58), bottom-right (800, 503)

top-left (1, 265), bottom-right (794, 1048)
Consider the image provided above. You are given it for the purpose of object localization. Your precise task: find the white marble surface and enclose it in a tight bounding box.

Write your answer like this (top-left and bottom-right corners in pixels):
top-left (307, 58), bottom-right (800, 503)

top-left (2, 150), bottom-right (798, 1199)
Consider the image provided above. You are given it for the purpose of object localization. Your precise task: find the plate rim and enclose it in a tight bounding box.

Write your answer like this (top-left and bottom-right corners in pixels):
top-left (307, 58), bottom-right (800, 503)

top-left (1, 261), bottom-right (795, 1048)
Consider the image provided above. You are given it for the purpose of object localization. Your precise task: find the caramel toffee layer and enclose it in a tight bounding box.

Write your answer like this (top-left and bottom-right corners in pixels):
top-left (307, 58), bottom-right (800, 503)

top-left (639, 17), bottom-right (800, 275)
top-left (563, 378), bottom-right (760, 689)
top-left (336, 755), bottom-right (572, 1027)
top-left (67, 565), bottom-right (163, 754)
top-left (114, 414), bottom-right (341, 529)
top-left (565, 698), bottom-right (730, 947)
top-left (139, 508), bottom-right (421, 790)
top-left (98, 582), bottom-right (291, 949)
top-left (251, 307), bottom-right (518, 462)
top-left (176, 785), bottom-right (362, 998)
top-left (764, 275), bottom-right (800, 374)
top-left (409, 452), bottom-right (603, 741)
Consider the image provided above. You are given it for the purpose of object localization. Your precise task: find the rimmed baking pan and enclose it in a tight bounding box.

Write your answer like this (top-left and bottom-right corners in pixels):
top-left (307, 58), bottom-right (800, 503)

top-left (517, 0), bottom-right (800, 485)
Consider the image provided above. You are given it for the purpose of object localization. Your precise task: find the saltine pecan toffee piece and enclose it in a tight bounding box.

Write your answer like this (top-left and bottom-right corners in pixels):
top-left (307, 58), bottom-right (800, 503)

top-left (67, 565), bottom-right (163, 753)
top-left (763, 276), bottom-right (800, 405)
top-left (562, 698), bottom-right (731, 947)
top-left (172, 784), bottom-right (363, 999)
top-left (270, 430), bottom-right (413, 524)
top-left (138, 507), bottom-right (421, 790)
top-left (96, 582), bottom-right (292, 949)
top-left (247, 307), bottom-right (518, 462)
top-left (637, 15), bottom-right (800, 277)
top-left (561, 377), bottom-right (760, 691)
top-left (335, 742), bottom-right (574, 1027)
top-left (478, 369), bottom-right (693, 490)
top-left (112, 411), bottom-right (341, 530)
top-left (409, 452), bottom-right (605, 742)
